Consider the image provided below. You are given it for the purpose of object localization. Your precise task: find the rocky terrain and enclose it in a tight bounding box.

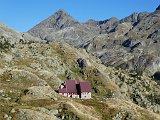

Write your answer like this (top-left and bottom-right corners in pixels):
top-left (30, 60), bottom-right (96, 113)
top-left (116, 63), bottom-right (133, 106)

top-left (0, 5), bottom-right (160, 120)
top-left (28, 6), bottom-right (160, 77)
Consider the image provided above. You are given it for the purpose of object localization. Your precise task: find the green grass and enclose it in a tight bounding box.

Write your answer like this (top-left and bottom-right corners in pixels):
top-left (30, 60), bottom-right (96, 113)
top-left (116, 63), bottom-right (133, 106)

top-left (58, 74), bottom-right (67, 81)
top-left (78, 99), bottom-right (114, 120)
top-left (14, 58), bottom-right (34, 67)
top-left (0, 99), bottom-right (20, 120)
top-left (70, 67), bottom-right (83, 79)
top-left (20, 99), bottom-right (57, 107)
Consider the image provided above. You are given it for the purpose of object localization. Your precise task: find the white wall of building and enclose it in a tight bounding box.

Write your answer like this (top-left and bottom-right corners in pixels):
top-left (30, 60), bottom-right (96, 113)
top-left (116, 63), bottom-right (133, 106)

top-left (81, 92), bottom-right (91, 99)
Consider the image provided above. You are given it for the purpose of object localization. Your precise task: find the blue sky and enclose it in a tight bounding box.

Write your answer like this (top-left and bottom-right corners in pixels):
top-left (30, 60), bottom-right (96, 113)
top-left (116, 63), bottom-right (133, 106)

top-left (0, 0), bottom-right (159, 32)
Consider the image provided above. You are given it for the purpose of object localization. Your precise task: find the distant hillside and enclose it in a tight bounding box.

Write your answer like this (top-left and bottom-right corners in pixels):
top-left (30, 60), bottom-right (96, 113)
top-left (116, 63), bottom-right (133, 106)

top-left (0, 22), bottom-right (41, 43)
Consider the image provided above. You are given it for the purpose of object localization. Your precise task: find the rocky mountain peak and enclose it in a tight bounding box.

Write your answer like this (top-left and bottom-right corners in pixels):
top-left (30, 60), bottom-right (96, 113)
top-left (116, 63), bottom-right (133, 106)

top-left (85, 19), bottom-right (98, 26)
top-left (156, 5), bottom-right (160, 11)
top-left (54, 9), bottom-right (73, 20)
top-left (28, 9), bottom-right (79, 35)
top-left (155, 5), bottom-right (160, 13)
top-left (56, 9), bottom-right (67, 14)
top-left (85, 17), bottom-right (119, 29)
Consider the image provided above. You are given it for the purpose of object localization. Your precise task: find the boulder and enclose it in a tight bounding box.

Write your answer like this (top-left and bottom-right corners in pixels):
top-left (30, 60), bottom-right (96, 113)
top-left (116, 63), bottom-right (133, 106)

top-left (77, 58), bottom-right (87, 68)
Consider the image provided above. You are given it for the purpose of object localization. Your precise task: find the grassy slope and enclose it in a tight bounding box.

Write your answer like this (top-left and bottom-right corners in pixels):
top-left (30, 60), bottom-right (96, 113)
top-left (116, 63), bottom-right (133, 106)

top-left (0, 41), bottom-right (160, 120)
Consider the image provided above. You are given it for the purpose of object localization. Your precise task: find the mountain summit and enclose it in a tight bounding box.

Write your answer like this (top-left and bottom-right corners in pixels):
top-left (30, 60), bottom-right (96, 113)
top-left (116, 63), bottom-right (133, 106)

top-left (155, 5), bottom-right (160, 13)
top-left (156, 5), bottom-right (160, 11)
top-left (28, 9), bottom-right (79, 39)
top-left (30, 9), bottom-right (78, 30)
top-left (28, 9), bottom-right (100, 45)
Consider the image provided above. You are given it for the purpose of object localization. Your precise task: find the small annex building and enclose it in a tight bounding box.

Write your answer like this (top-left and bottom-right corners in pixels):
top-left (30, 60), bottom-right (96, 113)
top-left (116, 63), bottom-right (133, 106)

top-left (57, 80), bottom-right (91, 99)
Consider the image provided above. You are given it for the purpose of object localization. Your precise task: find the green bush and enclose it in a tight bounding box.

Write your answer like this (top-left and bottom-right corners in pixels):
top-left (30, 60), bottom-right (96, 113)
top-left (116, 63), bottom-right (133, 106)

top-left (0, 40), bottom-right (12, 51)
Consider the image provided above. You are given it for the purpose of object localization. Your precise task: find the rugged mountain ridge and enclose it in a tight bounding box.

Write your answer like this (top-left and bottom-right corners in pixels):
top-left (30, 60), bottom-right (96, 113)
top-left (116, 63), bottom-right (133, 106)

top-left (28, 6), bottom-right (160, 77)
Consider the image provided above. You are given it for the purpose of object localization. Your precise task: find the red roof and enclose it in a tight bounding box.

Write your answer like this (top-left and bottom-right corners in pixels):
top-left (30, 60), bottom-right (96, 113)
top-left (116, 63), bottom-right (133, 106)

top-left (80, 82), bottom-right (91, 92)
top-left (58, 80), bottom-right (78, 93)
top-left (66, 80), bottom-right (78, 93)
top-left (58, 87), bottom-right (66, 93)
top-left (58, 80), bottom-right (91, 94)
